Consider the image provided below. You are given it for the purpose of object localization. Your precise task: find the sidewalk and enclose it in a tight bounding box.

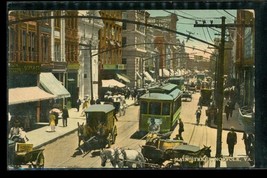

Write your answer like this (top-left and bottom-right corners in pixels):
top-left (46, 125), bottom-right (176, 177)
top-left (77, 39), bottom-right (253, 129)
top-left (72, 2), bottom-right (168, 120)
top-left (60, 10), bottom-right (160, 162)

top-left (208, 100), bottom-right (244, 132)
top-left (27, 98), bottom-right (136, 149)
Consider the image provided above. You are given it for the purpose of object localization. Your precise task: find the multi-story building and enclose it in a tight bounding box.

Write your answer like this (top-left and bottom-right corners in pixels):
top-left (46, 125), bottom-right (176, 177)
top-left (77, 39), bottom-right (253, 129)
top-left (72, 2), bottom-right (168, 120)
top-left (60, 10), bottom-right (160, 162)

top-left (64, 10), bottom-right (79, 107)
top-left (235, 10), bottom-right (255, 107)
top-left (7, 10), bottom-right (80, 130)
top-left (78, 10), bottom-right (104, 101)
top-left (148, 13), bottom-right (179, 79)
top-left (122, 10), bottom-right (149, 88)
top-left (235, 10), bottom-right (255, 136)
top-left (98, 10), bottom-right (126, 97)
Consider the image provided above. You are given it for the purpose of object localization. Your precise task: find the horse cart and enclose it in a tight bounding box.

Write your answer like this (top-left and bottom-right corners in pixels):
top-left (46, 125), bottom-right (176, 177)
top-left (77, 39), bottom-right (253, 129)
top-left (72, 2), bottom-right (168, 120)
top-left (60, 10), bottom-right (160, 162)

top-left (8, 140), bottom-right (45, 169)
top-left (77, 104), bottom-right (118, 154)
top-left (141, 134), bottom-right (211, 168)
top-left (141, 133), bottom-right (187, 168)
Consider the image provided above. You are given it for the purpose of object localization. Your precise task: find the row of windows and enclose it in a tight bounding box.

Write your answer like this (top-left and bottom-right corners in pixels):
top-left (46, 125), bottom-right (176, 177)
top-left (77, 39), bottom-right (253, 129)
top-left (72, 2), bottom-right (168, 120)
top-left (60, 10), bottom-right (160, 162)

top-left (140, 97), bottom-right (181, 115)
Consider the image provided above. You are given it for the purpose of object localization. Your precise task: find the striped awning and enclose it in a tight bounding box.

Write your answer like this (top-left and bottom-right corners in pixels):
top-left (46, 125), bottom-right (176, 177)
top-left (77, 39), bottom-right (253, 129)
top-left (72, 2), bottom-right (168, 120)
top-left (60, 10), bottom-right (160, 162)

top-left (9, 86), bottom-right (56, 105)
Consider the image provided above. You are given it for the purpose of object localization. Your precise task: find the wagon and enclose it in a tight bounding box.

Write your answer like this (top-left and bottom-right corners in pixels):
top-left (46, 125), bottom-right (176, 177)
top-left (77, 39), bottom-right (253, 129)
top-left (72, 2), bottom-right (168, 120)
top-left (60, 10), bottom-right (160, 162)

top-left (8, 140), bottom-right (45, 169)
top-left (141, 133), bottom-right (187, 166)
top-left (199, 88), bottom-right (213, 107)
top-left (141, 134), bottom-right (211, 168)
top-left (163, 144), bottom-right (211, 168)
top-left (77, 104), bottom-right (117, 153)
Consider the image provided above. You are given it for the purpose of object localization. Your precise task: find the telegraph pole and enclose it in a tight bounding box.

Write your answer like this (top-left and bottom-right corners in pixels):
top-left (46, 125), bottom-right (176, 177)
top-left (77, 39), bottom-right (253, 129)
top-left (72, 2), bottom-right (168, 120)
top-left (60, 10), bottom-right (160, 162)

top-left (194, 16), bottom-right (226, 168)
top-left (89, 41), bottom-right (93, 101)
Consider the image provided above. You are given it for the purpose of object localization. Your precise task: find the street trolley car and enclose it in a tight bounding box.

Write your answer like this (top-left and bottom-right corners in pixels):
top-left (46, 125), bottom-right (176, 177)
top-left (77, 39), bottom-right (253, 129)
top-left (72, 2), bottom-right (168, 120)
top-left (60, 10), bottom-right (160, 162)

top-left (138, 83), bottom-right (183, 134)
top-left (167, 77), bottom-right (185, 91)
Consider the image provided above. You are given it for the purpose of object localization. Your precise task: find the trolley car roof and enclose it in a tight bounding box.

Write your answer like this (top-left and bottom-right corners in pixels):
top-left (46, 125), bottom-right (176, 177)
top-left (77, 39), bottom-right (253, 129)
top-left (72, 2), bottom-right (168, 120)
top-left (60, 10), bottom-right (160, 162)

top-left (140, 88), bottom-right (182, 101)
top-left (85, 104), bottom-right (115, 113)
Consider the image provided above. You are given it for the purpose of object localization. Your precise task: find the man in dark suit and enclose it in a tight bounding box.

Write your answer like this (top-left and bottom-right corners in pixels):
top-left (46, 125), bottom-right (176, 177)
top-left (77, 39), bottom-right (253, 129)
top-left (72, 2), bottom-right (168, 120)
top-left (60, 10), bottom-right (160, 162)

top-left (227, 127), bottom-right (237, 157)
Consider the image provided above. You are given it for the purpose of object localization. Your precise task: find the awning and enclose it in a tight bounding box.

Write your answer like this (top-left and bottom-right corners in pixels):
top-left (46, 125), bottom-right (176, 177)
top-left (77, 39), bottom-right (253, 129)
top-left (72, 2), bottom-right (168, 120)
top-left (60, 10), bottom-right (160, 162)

top-left (144, 71), bottom-right (154, 82)
top-left (116, 73), bottom-right (131, 83)
top-left (9, 86), bottom-right (56, 105)
top-left (102, 79), bottom-right (125, 88)
top-left (40, 72), bottom-right (71, 98)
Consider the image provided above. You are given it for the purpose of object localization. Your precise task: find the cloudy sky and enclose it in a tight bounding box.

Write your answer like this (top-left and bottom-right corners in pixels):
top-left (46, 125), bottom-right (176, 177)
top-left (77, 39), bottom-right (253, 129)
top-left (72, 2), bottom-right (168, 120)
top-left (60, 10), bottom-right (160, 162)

top-left (148, 10), bottom-right (238, 59)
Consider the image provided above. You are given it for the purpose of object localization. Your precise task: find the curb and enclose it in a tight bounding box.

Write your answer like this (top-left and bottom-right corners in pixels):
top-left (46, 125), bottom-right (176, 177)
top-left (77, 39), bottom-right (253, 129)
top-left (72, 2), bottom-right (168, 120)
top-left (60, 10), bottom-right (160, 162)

top-left (33, 128), bottom-right (78, 149)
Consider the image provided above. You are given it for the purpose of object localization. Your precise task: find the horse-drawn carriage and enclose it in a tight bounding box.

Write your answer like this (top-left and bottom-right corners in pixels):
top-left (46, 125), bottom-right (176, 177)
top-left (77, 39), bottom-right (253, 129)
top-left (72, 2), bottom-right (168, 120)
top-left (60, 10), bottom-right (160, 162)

top-left (8, 140), bottom-right (45, 169)
top-left (77, 104), bottom-right (117, 153)
top-left (141, 133), bottom-right (211, 168)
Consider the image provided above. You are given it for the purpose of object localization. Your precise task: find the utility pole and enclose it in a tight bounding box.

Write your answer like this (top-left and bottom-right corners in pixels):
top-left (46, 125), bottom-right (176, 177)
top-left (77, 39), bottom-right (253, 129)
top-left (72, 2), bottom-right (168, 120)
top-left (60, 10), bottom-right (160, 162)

top-left (194, 16), bottom-right (226, 168)
top-left (89, 41), bottom-right (93, 101)
top-left (194, 16), bottom-right (253, 168)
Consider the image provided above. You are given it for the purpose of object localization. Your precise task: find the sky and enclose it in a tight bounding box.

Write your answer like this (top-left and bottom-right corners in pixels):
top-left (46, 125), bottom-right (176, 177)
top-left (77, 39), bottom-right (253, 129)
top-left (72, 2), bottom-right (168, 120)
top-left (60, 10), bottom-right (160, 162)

top-left (147, 10), bottom-right (238, 59)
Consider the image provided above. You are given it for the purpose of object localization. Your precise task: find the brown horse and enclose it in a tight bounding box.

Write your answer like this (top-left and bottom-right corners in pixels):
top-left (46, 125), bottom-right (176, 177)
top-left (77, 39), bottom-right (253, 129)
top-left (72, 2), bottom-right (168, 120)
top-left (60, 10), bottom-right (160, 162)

top-left (77, 122), bottom-right (92, 147)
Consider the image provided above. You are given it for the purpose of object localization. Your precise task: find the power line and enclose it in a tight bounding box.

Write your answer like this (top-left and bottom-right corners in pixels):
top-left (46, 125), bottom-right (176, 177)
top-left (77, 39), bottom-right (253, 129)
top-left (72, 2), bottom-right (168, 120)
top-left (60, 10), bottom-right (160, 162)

top-left (223, 10), bottom-right (236, 19)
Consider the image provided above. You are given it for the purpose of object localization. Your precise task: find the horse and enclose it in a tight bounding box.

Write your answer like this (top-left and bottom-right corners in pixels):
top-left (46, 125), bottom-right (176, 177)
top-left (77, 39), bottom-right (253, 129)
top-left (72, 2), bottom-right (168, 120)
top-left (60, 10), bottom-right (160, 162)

top-left (77, 122), bottom-right (91, 148)
top-left (114, 148), bottom-right (146, 168)
top-left (99, 148), bottom-right (117, 168)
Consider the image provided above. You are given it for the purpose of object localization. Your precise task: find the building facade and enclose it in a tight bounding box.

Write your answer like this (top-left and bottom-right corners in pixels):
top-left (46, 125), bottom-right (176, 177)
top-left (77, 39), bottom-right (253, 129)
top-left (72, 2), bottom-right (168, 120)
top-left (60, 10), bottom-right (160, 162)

top-left (78, 10), bottom-right (104, 101)
top-left (7, 10), bottom-right (79, 130)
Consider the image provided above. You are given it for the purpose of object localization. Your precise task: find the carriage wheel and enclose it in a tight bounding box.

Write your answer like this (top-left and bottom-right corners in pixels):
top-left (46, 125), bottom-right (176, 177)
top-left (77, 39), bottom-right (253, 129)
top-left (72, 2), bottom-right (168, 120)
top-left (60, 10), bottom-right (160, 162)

top-left (33, 152), bottom-right (45, 168)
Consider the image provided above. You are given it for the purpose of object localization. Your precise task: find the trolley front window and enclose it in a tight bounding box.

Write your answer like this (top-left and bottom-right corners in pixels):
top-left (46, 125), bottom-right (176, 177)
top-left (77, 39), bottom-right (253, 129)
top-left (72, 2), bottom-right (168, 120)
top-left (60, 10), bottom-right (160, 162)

top-left (149, 102), bottom-right (161, 115)
top-left (162, 102), bottom-right (170, 115)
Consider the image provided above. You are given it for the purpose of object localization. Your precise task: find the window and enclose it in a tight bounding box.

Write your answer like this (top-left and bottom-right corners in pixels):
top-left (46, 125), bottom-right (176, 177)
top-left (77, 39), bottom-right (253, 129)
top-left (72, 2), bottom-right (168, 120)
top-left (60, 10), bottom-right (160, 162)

top-left (122, 37), bottom-right (127, 47)
top-left (28, 31), bottom-right (36, 61)
top-left (41, 34), bottom-right (49, 62)
top-left (149, 102), bottom-right (161, 115)
top-left (9, 28), bottom-right (16, 62)
top-left (122, 22), bottom-right (127, 30)
top-left (140, 101), bottom-right (148, 114)
top-left (54, 42), bottom-right (60, 62)
top-left (54, 11), bottom-right (60, 28)
top-left (162, 102), bottom-right (170, 115)
top-left (22, 30), bottom-right (27, 61)
top-left (122, 58), bottom-right (127, 65)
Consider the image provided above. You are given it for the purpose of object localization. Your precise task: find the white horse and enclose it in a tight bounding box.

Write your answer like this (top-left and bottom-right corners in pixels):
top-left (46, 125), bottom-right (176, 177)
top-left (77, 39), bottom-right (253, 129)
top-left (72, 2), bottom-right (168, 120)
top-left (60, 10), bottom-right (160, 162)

top-left (114, 148), bottom-right (146, 168)
top-left (100, 148), bottom-right (117, 168)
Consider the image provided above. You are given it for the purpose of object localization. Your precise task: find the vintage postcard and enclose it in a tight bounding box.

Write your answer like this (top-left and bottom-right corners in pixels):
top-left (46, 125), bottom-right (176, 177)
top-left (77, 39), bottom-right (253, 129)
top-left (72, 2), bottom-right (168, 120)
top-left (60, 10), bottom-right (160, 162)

top-left (6, 1), bottom-right (266, 170)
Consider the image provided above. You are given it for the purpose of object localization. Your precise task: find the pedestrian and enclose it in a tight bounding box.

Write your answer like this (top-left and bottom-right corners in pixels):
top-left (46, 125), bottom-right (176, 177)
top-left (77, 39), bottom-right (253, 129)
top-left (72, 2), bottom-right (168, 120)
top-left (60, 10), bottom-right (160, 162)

top-left (76, 98), bottom-right (82, 112)
top-left (62, 105), bottom-right (69, 127)
top-left (178, 118), bottom-right (184, 140)
top-left (242, 132), bottom-right (249, 155)
top-left (195, 106), bottom-right (202, 125)
top-left (9, 119), bottom-right (21, 141)
top-left (47, 112), bottom-right (56, 132)
top-left (226, 127), bottom-right (237, 157)
top-left (224, 101), bottom-right (231, 120)
top-left (90, 97), bottom-right (96, 105)
top-left (95, 98), bottom-right (101, 104)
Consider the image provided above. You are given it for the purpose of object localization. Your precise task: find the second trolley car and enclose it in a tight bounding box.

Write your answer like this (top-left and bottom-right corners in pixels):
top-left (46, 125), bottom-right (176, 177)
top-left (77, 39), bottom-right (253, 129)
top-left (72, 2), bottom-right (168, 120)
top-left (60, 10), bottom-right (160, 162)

top-left (138, 83), bottom-right (183, 134)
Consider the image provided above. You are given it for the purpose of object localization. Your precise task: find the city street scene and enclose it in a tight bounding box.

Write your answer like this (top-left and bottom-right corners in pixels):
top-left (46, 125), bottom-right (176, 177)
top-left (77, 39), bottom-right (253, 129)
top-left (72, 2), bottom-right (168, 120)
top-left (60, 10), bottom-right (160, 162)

top-left (7, 7), bottom-right (255, 170)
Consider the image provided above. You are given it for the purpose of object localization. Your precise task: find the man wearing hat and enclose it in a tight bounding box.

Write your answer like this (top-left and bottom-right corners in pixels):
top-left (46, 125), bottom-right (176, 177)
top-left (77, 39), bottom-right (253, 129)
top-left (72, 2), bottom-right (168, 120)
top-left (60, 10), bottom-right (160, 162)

top-left (178, 118), bottom-right (184, 140)
top-left (226, 126), bottom-right (237, 157)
